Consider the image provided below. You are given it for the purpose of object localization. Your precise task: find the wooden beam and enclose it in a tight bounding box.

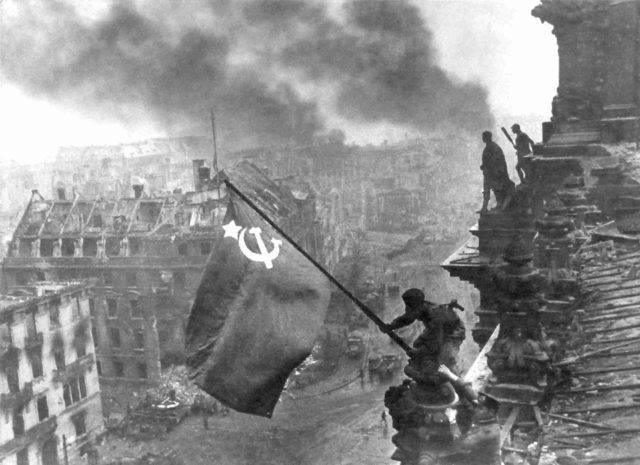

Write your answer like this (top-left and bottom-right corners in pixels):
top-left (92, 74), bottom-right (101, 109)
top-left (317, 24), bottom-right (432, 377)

top-left (558, 382), bottom-right (640, 395)
top-left (573, 365), bottom-right (640, 376)
top-left (553, 339), bottom-right (639, 366)
top-left (585, 322), bottom-right (640, 336)
top-left (545, 412), bottom-right (615, 431)
top-left (558, 403), bottom-right (640, 415)
top-left (553, 427), bottom-right (640, 438)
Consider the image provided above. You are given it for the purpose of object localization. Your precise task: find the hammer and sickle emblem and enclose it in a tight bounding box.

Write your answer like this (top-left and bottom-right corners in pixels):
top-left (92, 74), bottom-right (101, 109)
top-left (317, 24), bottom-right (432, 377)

top-left (239, 227), bottom-right (283, 269)
top-left (223, 220), bottom-right (283, 269)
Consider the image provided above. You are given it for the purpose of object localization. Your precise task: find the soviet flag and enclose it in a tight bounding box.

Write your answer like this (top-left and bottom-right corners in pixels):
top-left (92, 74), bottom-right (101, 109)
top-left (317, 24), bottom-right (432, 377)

top-left (185, 189), bottom-right (331, 418)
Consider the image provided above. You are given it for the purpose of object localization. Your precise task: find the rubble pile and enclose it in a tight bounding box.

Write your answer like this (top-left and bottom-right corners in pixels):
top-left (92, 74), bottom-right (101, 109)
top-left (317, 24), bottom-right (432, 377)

top-left (143, 366), bottom-right (203, 406)
top-left (108, 367), bottom-right (221, 441)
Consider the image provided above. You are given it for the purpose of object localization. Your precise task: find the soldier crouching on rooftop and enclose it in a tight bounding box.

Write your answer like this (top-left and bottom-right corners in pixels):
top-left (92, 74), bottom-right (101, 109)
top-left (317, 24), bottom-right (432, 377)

top-left (386, 288), bottom-right (465, 375)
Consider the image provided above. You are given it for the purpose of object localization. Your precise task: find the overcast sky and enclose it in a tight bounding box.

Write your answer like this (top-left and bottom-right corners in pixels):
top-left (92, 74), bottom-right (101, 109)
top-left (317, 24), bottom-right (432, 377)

top-left (0, 0), bottom-right (556, 163)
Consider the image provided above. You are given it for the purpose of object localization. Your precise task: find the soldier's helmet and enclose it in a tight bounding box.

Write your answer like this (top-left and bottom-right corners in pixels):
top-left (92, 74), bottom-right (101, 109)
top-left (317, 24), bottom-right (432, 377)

top-left (401, 288), bottom-right (424, 307)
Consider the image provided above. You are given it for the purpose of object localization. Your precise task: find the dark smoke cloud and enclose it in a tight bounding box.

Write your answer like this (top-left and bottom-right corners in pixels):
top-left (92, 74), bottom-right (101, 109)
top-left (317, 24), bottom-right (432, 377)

top-left (281, 0), bottom-right (493, 132)
top-left (1, 1), bottom-right (323, 148)
top-left (1, 0), bottom-right (493, 149)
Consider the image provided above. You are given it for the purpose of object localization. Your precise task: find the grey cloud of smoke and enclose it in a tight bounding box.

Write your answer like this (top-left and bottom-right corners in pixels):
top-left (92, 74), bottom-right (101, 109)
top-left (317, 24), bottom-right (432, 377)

top-left (280, 0), bottom-right (493, 132)
top-left (1, 0), bottom-right (493, 149)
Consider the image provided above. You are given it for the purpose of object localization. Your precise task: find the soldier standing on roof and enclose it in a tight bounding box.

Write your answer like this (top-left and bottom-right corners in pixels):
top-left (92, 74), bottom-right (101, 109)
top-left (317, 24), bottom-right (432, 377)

top-left (480, 131), bottom-right (514, 213)
top-left (385, 288), bottom-right (465, 374)
top-left (511, 124), bottom-right (535, 183)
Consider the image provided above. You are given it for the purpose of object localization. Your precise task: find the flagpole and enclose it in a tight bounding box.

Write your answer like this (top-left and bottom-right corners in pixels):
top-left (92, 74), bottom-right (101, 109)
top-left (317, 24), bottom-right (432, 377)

top-left (223, 177), bottom-right (412, 354)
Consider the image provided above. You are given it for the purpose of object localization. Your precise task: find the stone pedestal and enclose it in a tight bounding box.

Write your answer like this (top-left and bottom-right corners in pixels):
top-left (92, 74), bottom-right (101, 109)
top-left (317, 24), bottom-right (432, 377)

top-left (532, 0), bottom-right (640, 145)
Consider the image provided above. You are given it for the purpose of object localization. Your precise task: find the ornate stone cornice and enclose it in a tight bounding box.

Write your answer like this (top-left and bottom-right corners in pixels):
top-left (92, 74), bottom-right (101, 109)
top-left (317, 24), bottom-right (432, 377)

top-left (532, 0), bottom-right (610, 27)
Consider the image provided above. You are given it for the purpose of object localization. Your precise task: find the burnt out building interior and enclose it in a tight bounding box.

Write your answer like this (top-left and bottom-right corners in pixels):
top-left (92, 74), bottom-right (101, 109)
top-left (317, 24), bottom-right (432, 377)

top-left (2, 162), bottom-right (321, 403)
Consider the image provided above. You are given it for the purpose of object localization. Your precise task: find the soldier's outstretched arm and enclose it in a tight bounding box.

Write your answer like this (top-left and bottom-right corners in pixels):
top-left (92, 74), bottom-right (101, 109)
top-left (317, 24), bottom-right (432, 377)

top-left (387, 312), bottom-right (416, 331)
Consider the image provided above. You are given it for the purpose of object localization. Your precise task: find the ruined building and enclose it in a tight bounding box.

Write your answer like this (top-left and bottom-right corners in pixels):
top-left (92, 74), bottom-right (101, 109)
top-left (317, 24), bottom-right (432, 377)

top-left (2, 162), bottom-right (321, 413)
top-left (0, 281), bottom-right (102, 465)
top-left (434, 0), bottom-right (640, 463)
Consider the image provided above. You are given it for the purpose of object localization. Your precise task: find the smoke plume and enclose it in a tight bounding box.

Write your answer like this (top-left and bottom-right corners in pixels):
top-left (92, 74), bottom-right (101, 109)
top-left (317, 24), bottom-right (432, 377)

top-left (1, 0), bottom-right (493, 149)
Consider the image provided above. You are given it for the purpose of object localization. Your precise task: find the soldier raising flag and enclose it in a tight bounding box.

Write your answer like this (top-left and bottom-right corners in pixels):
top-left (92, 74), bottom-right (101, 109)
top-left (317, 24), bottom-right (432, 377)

top-left (185, 166), bottom-right (331, 417)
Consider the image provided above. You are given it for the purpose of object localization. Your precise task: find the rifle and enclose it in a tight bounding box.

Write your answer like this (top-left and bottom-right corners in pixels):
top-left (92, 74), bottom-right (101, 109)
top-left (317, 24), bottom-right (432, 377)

top-left (448, 299), bottom-right (465, 312)
top-left (501, 127), bottom-right (515, 148)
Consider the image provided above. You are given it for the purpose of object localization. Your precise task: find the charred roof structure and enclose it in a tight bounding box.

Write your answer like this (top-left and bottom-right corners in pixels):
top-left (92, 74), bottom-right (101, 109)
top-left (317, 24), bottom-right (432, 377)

top-left (441, 0), bottom-right (640, 463)
top-left (2, 162), bottom-right (321, 415)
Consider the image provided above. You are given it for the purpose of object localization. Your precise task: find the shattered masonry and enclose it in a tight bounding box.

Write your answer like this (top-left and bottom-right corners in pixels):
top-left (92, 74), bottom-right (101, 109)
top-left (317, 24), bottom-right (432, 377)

top-left (442, 0), bottom-right (640, 463)
top-left (2, 161), bottom-right (321, 419)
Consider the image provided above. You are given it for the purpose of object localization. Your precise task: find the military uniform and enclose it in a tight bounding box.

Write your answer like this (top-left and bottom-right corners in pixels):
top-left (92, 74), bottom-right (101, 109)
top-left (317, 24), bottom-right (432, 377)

top-left (514, 131), bottom-right (534, 182)
top-left (388, 290), bottom-right (465, 373)
top-left (481, 140), bottom-right (514, 210)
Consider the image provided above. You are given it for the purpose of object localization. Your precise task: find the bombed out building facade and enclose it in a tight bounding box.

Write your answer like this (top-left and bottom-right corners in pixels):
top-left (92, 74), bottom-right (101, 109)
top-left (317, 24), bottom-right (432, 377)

top-left (0, 281), bottom-right (102, 465)
top-left (1, 162), bottom-right (322, 415)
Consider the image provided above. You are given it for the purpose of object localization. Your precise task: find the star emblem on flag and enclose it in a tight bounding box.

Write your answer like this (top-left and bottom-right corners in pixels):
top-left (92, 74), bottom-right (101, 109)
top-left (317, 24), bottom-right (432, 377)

top-left (222, 220), bottom-right (242, 239)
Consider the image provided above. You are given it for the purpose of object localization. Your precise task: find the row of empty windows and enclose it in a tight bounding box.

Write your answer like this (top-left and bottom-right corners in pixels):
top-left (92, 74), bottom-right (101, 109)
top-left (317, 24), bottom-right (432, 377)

top-left (5, 339), bottom-right (89, 390)
top-left (102, 298), bottom-right (143, 319)
top-left (12, 385), bottom-right (86, 448)
top-left (16, 238), bottom-right (213, 258)
top-left (48, 295), bottom-right (83, 327)
top-left (14, 269), bottom-right (191, 290)
top-left (98, 326), bottom-right (145, 350)
top-left (1, 296), bottom-right (83, 333)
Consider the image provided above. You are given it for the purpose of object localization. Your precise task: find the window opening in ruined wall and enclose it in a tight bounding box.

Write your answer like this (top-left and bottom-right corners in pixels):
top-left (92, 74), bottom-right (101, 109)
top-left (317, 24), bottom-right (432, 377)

top-left (12, 407), bottom-right (24, 436)
top-left (72, 296), bottom-right (81, 321)
top-left (37, 395), bottom-right (49, 421)
top-left (137, 362), bottom-right (147, 379)
top-left (108, 327), bottom-right (121, 347)
top-left (106, 299), bottom-right (117, 318)
top-left (54, 351), bottom-right (65, 371)
top-left (83, 238), bottom-right (97, 257)
top-left (177, 243), bottom-right (188, 256)
top-left (30, 351), bottom-right (43, 379)
top-left (105, 238), bottom-right (120, 257)
top-left (7, 368), bottom-right (20, 394)
top-left (130, 299), bottom-right (142, 318)
top-left (61, 239), bottom-right (75, 257)
top-left (39, 239), bottom-right (54, 257)
top-left (133, 330), bottom-right (145, 350)
top-left (129, 238), bottom-right (142, 256)
top-left (63, 375), bottom-right (87, 407)
top-left (71, 411), bottom-right (87, 437)
top-left (49, 300), bottom-right (60, 327)
top-left (113, 360), bottom-right (124, 377)
top-left (200, 241), bottom-right (212, 255)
